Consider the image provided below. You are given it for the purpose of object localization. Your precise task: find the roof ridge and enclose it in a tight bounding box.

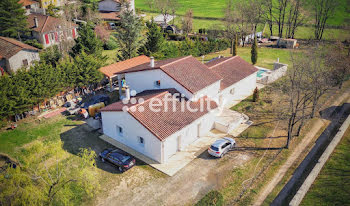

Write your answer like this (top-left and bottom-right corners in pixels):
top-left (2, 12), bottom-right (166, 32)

top-left (160, 55), bottom-right (192, 68)
top-left (208, 56), bottom-right (238, 69)
top-left (40, 15), bottom-right (49, 33)
top-left (0, 37), bottom-right (24, 49)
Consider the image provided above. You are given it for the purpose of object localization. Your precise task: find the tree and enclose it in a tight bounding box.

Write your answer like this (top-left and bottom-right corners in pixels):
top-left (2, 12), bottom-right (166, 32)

top-left (114, 3), bottom-right (144, 60)
top-left (251, 35), bottom-right (258, 65)
top-left (152, 0), bottom-right (178, 26)
top-left (71, 22), bottom-right (103, 57)
top-left (325, 42), bottom-right (350, 89)
top-left (224, 0), bottom-right (239, 52)
top-left (47, 4), bottom-right (59, 17)
top-left (253, 87), bottom-right (259, 102)
top-left (182, 9), bottom-right (193, 34)
top-left (275, 0), bottom-right (289, 38)
top-left (139, 18), bottom-right (165, 56)
top-left (285, 0), bottom-right (306, 39)
top-left (232, 34), bottom-right (238, 56)
top-left (312, 0), bottom-right (338, 40)
top-left (0, 142), bottom-right (99, 205)
top-left (0, 0), bottom-right (28, 39)
top-left (40, 45), bottom-right (63, 67)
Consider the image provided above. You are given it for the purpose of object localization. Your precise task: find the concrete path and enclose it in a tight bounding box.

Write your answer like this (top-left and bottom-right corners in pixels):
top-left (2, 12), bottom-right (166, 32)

top-left (253, 90), bottom-right (350, 206)
top-left (100, 122), bottom-right (251, 176)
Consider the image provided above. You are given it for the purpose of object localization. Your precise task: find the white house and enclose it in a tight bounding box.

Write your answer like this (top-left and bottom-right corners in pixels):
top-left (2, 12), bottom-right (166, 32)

top-left (100, 55), bottom-right (258, 163)
top-left (0, 37), bottom-right (40, 74)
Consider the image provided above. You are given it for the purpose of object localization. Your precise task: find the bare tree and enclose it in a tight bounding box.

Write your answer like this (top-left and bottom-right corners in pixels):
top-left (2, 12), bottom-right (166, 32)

top-left (285, 0), bottom-right (306, 38)
top-left (312, 0), bottom-right (338, 40)
top-left (263, 0), bottom-right (274, 36)
top-left (182, 9), bottom-right (193, 34)
top-left (224, 0), bottom-right (238, 53)
top-left (274, 0), bottom-right (289, 38)
top-left (152, 0), bottom-right (178, 26)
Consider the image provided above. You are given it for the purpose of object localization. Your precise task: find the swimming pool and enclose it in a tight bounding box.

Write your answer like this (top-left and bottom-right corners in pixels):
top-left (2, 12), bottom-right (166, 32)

top-left (257, 70), bottom-right (267, 78)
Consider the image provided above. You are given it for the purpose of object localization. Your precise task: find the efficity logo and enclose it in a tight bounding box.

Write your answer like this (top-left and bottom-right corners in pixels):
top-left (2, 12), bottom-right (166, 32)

top-left (121, 90), bottom-right (226, 113)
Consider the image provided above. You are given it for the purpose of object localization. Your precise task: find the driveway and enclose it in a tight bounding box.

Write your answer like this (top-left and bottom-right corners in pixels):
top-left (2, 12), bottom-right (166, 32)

top-left (96, 149), bottom-right (252, 206)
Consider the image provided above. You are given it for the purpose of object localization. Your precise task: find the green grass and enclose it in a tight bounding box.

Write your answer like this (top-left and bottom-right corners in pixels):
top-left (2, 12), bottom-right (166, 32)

top-left (102, 48), bottom-right (118, 64)
top-left (136, 0), bottom-right (350, 27)
top-left (197, 47), bottom-right (293, 70)
top-left (300, 127), bottom-right (350, 206)
top-left (0, 118), bottom-right (74, 156)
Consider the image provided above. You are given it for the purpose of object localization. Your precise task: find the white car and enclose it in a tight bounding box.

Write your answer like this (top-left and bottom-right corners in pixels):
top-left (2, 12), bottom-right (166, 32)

top-left (208, 137), bottom-right (236, 158)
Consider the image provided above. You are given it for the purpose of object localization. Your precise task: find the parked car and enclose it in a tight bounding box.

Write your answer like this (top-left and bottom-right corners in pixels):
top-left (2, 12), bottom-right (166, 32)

top-left (208, 137), bottom-right (236, 158)
top-left (99, 148), bottom-right (136, 172)
top-left (81, 94), bottom-right (110, 109)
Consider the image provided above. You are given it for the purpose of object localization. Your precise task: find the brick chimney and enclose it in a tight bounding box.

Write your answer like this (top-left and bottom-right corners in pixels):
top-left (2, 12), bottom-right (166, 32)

top-left (150, 56), bottom-right (154, 68)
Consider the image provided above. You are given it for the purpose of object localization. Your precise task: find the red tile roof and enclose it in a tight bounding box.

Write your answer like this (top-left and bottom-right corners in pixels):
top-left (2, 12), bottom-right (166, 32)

top-left (0, 36), bottom-right (39, 59)
top-left (19, 0), bottom-right (37, 6)
top-left (101, 89), bottom-right (218, 141)
top-left (27, 14), bottom-right (77, 34)
top-left (99, 55), bottom-right (150, 78)
top-left (206, 56), bottom-right (258, 90)
top-left (117, 56), bottom-right (222, 94)
top-left (99, 12), bottom-right (121, 20)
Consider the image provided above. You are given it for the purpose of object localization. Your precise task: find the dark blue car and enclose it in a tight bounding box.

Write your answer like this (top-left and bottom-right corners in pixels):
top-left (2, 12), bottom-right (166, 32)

top-left (99, 148), bottom-right (136, 172)
top-left (82, 94), bottom-right (110, 109)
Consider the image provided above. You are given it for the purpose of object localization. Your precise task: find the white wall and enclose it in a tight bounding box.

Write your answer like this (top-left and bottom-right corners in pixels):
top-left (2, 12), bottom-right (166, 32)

top-left (125, 69), bottom-right (194, 99)
top-left (101, 111), bottom-right (163, 163)
top-left (220, 72), bottom-right (257, 108)
top-left (192, 80), bottom-right (221, 101)
top-left (162, 111), bottom-right (216, 161)
top-left (8, 50), bottom-right (40, 73)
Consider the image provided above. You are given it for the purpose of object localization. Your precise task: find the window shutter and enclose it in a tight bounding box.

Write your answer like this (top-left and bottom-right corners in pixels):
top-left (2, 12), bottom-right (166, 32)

top-left (45, 34), bottom-right (49, 44)
top-left (72, 28), bottom-right (76, 38)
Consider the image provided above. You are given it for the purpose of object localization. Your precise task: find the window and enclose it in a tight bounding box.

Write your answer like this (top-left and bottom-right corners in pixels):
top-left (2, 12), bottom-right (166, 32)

top-left (116, 125), bottom-right (123, 136)
top-left (22, 59), bottom-right (28, 66)
top-left (155, 80), bottom-right (160, 87)
top-left (230, 88), bottom-right (235, 95)
top-left (138, 136), bottom-right (144, 145)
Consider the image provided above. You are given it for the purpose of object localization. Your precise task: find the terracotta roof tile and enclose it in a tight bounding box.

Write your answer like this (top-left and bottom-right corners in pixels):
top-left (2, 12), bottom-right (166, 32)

top-left (0, 36), bottom-right (39, 59)
top-left (19, 0), bottom-right (37, 6)
top-left (117, 56), bottom-right (222, 93)
top-left (99, 12), bottom-right (121, 20)
top-left (27, 14), bottom-right (77, 34)
top-left (99, 55), bottom-right (150, 78)
top-left (101, 89), bottom-right (218, 141)
top-left (206, 56), bottom-right (258, 90)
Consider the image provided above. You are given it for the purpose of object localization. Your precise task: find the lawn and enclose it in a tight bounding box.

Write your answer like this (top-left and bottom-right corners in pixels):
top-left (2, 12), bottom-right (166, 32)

top-left (300, 126), bottom-right (350, 206)
top-left (196, 47), bottom-right (293, 70)
top-left (102, 48), bottom-right (118, 65)
top-left (136, 0), bottom-right (350, 27)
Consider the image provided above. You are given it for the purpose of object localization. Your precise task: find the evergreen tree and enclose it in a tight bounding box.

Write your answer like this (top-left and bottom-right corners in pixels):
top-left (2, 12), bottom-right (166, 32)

top-left (40, 45), bottom-right (62, 67)
top-left (114, 3), bottom-right (145, 60)
top-left (139, 18), bottom-right (165, 56)
top-left (71, 22), bottom-right (103, 57)
top-left (251, 35), bottom-right (258, 65)
top-left (232, 34), bottom-right (238, 56)
top-left (252, 87), bottom-right (259, 102)
top-left (0, 0), bottom-right (28, 38)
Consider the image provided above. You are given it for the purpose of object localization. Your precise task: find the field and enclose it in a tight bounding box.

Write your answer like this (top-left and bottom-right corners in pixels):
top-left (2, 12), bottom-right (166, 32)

top-left (300, 126), bottom-right (350, 206)
top-left (136, 0), bottom-right (350, 41)
top-left (197, 47), bottom-right (293, 70)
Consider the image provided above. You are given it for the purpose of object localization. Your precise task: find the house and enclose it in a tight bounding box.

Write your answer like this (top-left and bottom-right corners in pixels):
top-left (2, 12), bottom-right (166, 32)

top-left (99, 55), bottom-right (150, 89)
top-left (19, 0), bottom-right (40, 15)
top-left (100, 55), bottom-right (258, 163)
top-left (27, 14), bottom-right (78, 48)
top-left (98, 0), bottom-right (135, 21)
top-left (0, 37), bottom-right (40, 73)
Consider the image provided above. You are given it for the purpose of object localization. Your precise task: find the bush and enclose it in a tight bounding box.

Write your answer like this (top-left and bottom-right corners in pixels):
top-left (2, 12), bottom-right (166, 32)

top-left (196, 190), bottom-right (224, 206)
top-left (24, 39), bottom-right (43, 49)
top-left (104, 36), bottom-right (118, 50)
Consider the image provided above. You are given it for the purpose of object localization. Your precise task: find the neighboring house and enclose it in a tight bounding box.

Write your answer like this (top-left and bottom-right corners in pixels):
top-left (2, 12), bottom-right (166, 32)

top-left (39, 0), bottom-right (65, 9)
top-left (98, 0), bottom-right (135, 21)
top-left (19, 0), bottom-right (40, 15)
top-left (100, 55), bottom-right (258, 163)
top-left (0, 37), bottom-right (40, 73)
top-left (154, 14), bottom-right (175, 25)
top-left (27, 14), bottom-right (78, 48)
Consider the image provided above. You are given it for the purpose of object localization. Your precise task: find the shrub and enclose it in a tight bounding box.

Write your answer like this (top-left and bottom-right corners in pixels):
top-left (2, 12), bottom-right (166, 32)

top-left (196, 190), bottom-right (224, 206)
top-left (24, 39), bottom-right (43, 49)
top-left (104, 36), bottom-right (118, 50)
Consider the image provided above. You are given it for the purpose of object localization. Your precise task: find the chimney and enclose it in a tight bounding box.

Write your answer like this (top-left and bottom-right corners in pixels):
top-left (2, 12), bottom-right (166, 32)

top-left (34, 16), bottom-right (38, 28)
top-left (124, 86), bottom-right (130, 101)
top-left (150, 56), bottom-right (154, 68)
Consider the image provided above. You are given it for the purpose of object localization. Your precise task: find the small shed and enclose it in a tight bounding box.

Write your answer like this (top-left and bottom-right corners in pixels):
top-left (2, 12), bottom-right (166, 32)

top-left (277, 38), bottom-right (297, 49)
